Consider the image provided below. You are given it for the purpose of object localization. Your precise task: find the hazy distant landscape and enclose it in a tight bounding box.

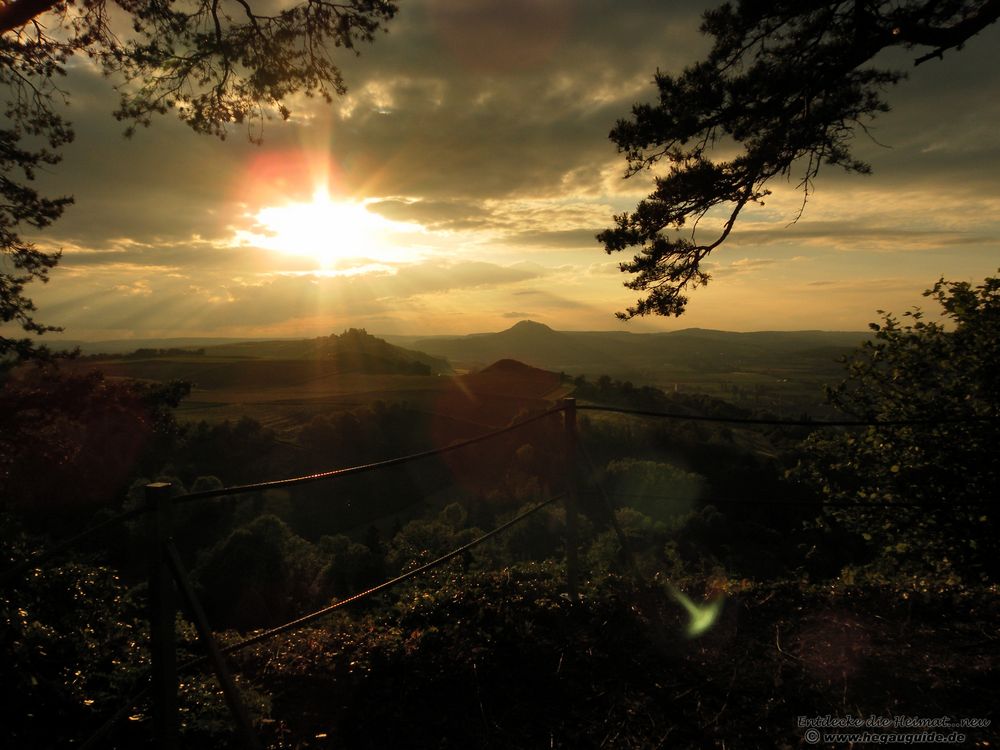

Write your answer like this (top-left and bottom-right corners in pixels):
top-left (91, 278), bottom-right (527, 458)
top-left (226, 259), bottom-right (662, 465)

top-left (392, 320), bottom-right (868, 414)
top-left (53, 320), bottom-right (869, 426)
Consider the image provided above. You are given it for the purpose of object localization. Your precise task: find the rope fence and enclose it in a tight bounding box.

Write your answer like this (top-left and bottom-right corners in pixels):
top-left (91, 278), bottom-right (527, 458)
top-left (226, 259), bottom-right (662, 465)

top-left (1, 406), bottom-right (564, 586)
top-left (6, 398), bottom-right (996, 586)
top-left (80, 495), bottom-right (560, 750)
top-left (173, 405), bottom-right (564, 505)
top-left (5, 395), bottom-right (997, 749)
top-left (190, 494), bottom-right (559, 667)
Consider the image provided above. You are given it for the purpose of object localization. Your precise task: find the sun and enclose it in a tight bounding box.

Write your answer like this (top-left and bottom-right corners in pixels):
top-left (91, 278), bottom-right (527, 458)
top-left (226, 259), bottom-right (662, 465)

top-left (237, 189), bottom-right (421, 268)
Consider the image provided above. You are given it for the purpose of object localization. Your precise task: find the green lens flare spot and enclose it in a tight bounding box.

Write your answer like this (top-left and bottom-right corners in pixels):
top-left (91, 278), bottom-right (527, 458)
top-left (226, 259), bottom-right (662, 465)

top-left (667, 584), bottom-right (725, 638)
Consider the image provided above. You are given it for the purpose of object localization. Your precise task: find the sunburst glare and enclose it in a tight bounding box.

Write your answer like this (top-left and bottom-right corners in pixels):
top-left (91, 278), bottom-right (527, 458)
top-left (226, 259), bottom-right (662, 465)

top-left (236, 189), bottom-right (424, 269)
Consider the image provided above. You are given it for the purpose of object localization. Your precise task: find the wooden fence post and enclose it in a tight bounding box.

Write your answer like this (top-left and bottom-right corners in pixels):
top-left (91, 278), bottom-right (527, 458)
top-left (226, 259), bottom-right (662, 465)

top-left (145, 482), bottom-right (178, 749)
top-left (163, 540), bottom-right (263, 750)
top-left (562, 398), bottom-right (580, 602)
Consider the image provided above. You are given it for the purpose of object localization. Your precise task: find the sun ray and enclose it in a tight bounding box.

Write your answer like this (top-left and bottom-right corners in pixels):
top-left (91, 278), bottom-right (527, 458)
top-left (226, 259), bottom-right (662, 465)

top-left (235, 189), bottom-right (424, 269)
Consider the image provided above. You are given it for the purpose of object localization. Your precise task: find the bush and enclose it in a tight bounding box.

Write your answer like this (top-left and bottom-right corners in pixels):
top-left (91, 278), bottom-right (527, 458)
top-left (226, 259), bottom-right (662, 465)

top-left (797, 274), bottom-right (1000, 583)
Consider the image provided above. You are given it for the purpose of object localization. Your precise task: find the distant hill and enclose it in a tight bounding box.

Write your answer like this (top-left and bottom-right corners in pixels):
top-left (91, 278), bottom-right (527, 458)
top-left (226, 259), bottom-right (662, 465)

top-left (65, 329), bottom-right (452, 393)
top-left (407, 321), bottom-right (610, 371)
top-left (55, 322), bottom-right (870, 415)
top-left (386, 320), bottom-right (868, 377)
top-left (50, 330), bottom-right (453, 376)
top-left (466, 358), bottom-right (564, 398)
top-left (202, 328), bottom-right (452, 375)
top-left (479, 357), bottom-right (556, 378)
top-left (46, 336), bottom-right (262, 355)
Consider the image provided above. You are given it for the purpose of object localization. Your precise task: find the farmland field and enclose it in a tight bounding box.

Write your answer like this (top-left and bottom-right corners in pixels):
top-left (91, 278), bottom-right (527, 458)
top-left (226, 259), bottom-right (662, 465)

top-left (68, 355), bottom-right (574, 436)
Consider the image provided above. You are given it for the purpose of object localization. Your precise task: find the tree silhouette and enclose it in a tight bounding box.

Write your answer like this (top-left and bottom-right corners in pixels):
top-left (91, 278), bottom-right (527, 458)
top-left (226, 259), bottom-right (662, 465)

top-left (598, 0), bottom-right (1000, 320)
top-left (0, 0), bottom-right (397, 358)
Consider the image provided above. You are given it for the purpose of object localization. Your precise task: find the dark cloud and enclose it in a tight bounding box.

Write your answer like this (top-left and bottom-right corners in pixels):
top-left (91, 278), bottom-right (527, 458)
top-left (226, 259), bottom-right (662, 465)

top-left (12, 0), bottom-right (1000, 337)
top-left (729, 224), bottom-right (990, 248)
top-left (424, 0), bottom-right (576, 74)
top-left (366, 199), bottom-right (491, 229)
top-left (35, 2), bottom-right (1000, 241)
top-left (816, 35), bottom-right (1000, 192)
top-left (273, 2), bottom-right (710, 201)
top-left (30, 81), bottom-right (255, 246)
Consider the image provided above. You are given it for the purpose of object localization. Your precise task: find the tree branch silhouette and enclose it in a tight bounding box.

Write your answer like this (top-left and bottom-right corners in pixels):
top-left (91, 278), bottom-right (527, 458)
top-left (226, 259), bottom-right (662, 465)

top-left (599, 0), bottom-right (1000, 320)
top-left (0, 0), bottom-right (397, 358)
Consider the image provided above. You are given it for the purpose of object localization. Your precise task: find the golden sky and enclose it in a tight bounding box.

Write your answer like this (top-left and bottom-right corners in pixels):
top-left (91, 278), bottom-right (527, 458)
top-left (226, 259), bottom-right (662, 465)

top-left (18, 0), bottom-right (1000, 340)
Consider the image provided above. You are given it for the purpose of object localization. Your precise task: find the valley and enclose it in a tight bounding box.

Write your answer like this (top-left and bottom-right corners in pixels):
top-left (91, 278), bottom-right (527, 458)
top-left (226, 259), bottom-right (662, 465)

top-left (57, 320), bottom-right (869, 428)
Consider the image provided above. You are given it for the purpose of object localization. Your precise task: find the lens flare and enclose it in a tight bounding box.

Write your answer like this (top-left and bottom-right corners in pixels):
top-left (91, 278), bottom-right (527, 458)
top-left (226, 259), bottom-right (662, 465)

top-left (667, 583), bottom-right (725, 638)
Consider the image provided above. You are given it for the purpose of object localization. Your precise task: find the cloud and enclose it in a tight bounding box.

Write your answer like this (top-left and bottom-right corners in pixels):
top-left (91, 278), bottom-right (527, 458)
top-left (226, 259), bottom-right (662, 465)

top-left (14, 0), bottom-right (1000, 338)
top-left (267, 2), bottom-right (710, 203)
top-left (381, 260), bottom-right (543, 295)
top-left (707, 257), bottom-right (778, 277)
top-left (507, 288), bottom-right (592, 310)
top-left (506, 228), bottom-right (603, 249)
top-left (423, 0), bottom-right (576, 74)
top-left (366, 198), bottom-right (493, 230)
top-left (31, 258), bottom-right (548, 336)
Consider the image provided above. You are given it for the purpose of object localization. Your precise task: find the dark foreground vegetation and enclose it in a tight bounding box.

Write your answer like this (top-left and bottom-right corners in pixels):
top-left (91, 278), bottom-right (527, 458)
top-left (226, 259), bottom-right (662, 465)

top-left (2, 277), bottom-right (999, 748)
